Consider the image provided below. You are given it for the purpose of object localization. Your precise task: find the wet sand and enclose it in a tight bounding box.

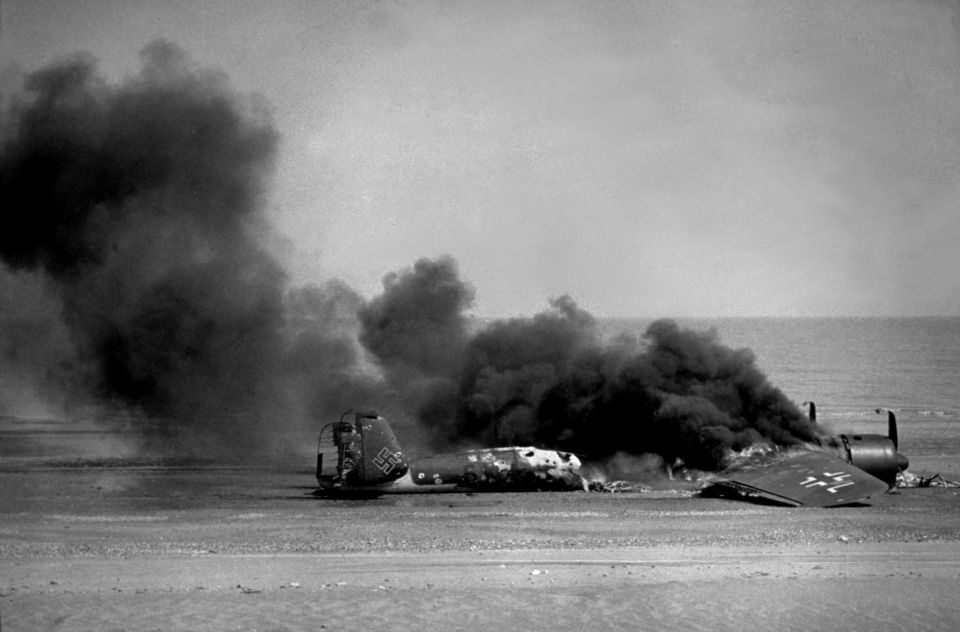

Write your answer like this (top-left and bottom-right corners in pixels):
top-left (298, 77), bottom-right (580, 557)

top-left (3, 455), bottom-right (960, 632)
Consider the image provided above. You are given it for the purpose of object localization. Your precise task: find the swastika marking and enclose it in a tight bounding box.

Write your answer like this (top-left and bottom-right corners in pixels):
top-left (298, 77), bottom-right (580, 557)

top-left (372, 447), bottom-right (402, 475)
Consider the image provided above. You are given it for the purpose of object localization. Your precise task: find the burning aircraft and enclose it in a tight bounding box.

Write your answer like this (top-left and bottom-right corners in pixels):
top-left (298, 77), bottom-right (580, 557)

top-left (705, 404), bottom-right (910, 507)
top-left (317, 404), bottom-right (909, 505)
top-left (315, 410), bottom-right (586, 496)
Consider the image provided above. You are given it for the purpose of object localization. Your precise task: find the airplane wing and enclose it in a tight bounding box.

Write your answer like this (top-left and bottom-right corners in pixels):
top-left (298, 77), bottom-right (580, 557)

top-left (709, 450), bottom-right (890, 507)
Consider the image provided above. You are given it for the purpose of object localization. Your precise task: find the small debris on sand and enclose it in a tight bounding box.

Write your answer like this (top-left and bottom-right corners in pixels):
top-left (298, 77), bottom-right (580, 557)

top-left (589, 481), bottom-right (652, 493)
top-left (897, 471), bottom-right (960, 488)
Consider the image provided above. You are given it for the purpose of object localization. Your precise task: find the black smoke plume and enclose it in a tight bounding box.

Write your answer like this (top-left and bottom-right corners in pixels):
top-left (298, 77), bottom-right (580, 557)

top-left (0, 41), bottom-right (285, 452)
top-left (355, 256), bottom-right (475, 447)
top-left (359, 255), bottom-right (474, 379)
top-left (2, 42), bottom-right (817, 469)
top-left (358, 265), bottom-right (818, 470)
top-left (282, 279), bottom-right (382, 426)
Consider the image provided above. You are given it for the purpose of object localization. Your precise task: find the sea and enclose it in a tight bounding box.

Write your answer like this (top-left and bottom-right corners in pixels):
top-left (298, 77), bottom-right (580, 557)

top-left (603, 317), bottom-right (960, 467)
top-left (2, 316), bottom-right (958, 471)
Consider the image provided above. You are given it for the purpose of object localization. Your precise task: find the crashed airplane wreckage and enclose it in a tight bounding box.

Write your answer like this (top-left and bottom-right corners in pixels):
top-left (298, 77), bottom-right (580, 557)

top-left (315, 411), bottom-right (587, 496)
top-left (704, 405), bottom-right (910, 507)
top-left (316, 405), bottom-right (910, 506)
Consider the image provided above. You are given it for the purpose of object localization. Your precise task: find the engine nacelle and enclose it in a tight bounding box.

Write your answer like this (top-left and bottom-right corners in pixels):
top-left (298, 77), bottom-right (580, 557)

top-left (844, 434), bottom-right (901, 487)
top-left (815, 433), bottom-right (908, 488)
top-left (808, 406), bottom-right (909, 489)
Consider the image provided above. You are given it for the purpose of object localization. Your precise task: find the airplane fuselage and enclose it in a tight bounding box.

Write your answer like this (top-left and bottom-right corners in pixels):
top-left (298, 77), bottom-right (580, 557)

top-left (316, 412), bottom-right (586, 496)
top-left (381, 447), bottom-right (584, 493)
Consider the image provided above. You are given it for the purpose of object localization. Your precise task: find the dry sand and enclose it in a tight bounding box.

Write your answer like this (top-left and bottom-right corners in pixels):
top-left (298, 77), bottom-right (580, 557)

top-left (3, 454), bottom-right (960, 632)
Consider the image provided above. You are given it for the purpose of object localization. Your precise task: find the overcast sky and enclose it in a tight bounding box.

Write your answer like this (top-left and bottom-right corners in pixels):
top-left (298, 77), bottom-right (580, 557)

top-left (2, 0), bottom-right (959, 318)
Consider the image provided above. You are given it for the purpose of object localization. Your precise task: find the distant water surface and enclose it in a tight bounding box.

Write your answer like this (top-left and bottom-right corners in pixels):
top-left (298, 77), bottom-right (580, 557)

top-left (603, 317), bottom-right (960, 460)
top-left (603, 317), bottom-right (960, 415)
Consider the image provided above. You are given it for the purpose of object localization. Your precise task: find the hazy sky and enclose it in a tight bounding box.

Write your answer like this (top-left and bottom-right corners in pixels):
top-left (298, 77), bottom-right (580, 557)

top-left (3, 0), bottom-right (959, 317)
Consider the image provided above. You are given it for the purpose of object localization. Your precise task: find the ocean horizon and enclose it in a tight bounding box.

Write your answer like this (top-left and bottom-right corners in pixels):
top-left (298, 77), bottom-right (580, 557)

top-left (3, 315), bottom-right (958, 466)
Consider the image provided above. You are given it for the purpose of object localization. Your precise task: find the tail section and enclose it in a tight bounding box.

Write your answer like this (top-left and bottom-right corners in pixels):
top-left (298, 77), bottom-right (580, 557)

top-left (353, 411), bottom-right (410, 485)
top-left (882, 408), bottom-right (898, 450)
top-left (876, 408), bottom-right (909, 473)
top-left (317, 410), bottom-right (410, 488)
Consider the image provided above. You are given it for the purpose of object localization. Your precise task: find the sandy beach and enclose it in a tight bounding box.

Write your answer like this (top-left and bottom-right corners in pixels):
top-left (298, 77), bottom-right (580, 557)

top-left (3, 450), bottom-right (960, 632)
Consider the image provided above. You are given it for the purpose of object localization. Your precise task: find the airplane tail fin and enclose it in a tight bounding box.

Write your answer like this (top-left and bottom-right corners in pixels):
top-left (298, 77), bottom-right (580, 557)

top-left (887, 410), bottom-right (898, 450)
top-left (875, 407), bottom-right (909, 474)
top-left (317, 412), bottom-right (409, 487)
top-left (354, 411), bottom-right (410, 484)
top-left (317, 411), bottom-right (410, 489)
top-left (876, 408), bottom-right (898, 450)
